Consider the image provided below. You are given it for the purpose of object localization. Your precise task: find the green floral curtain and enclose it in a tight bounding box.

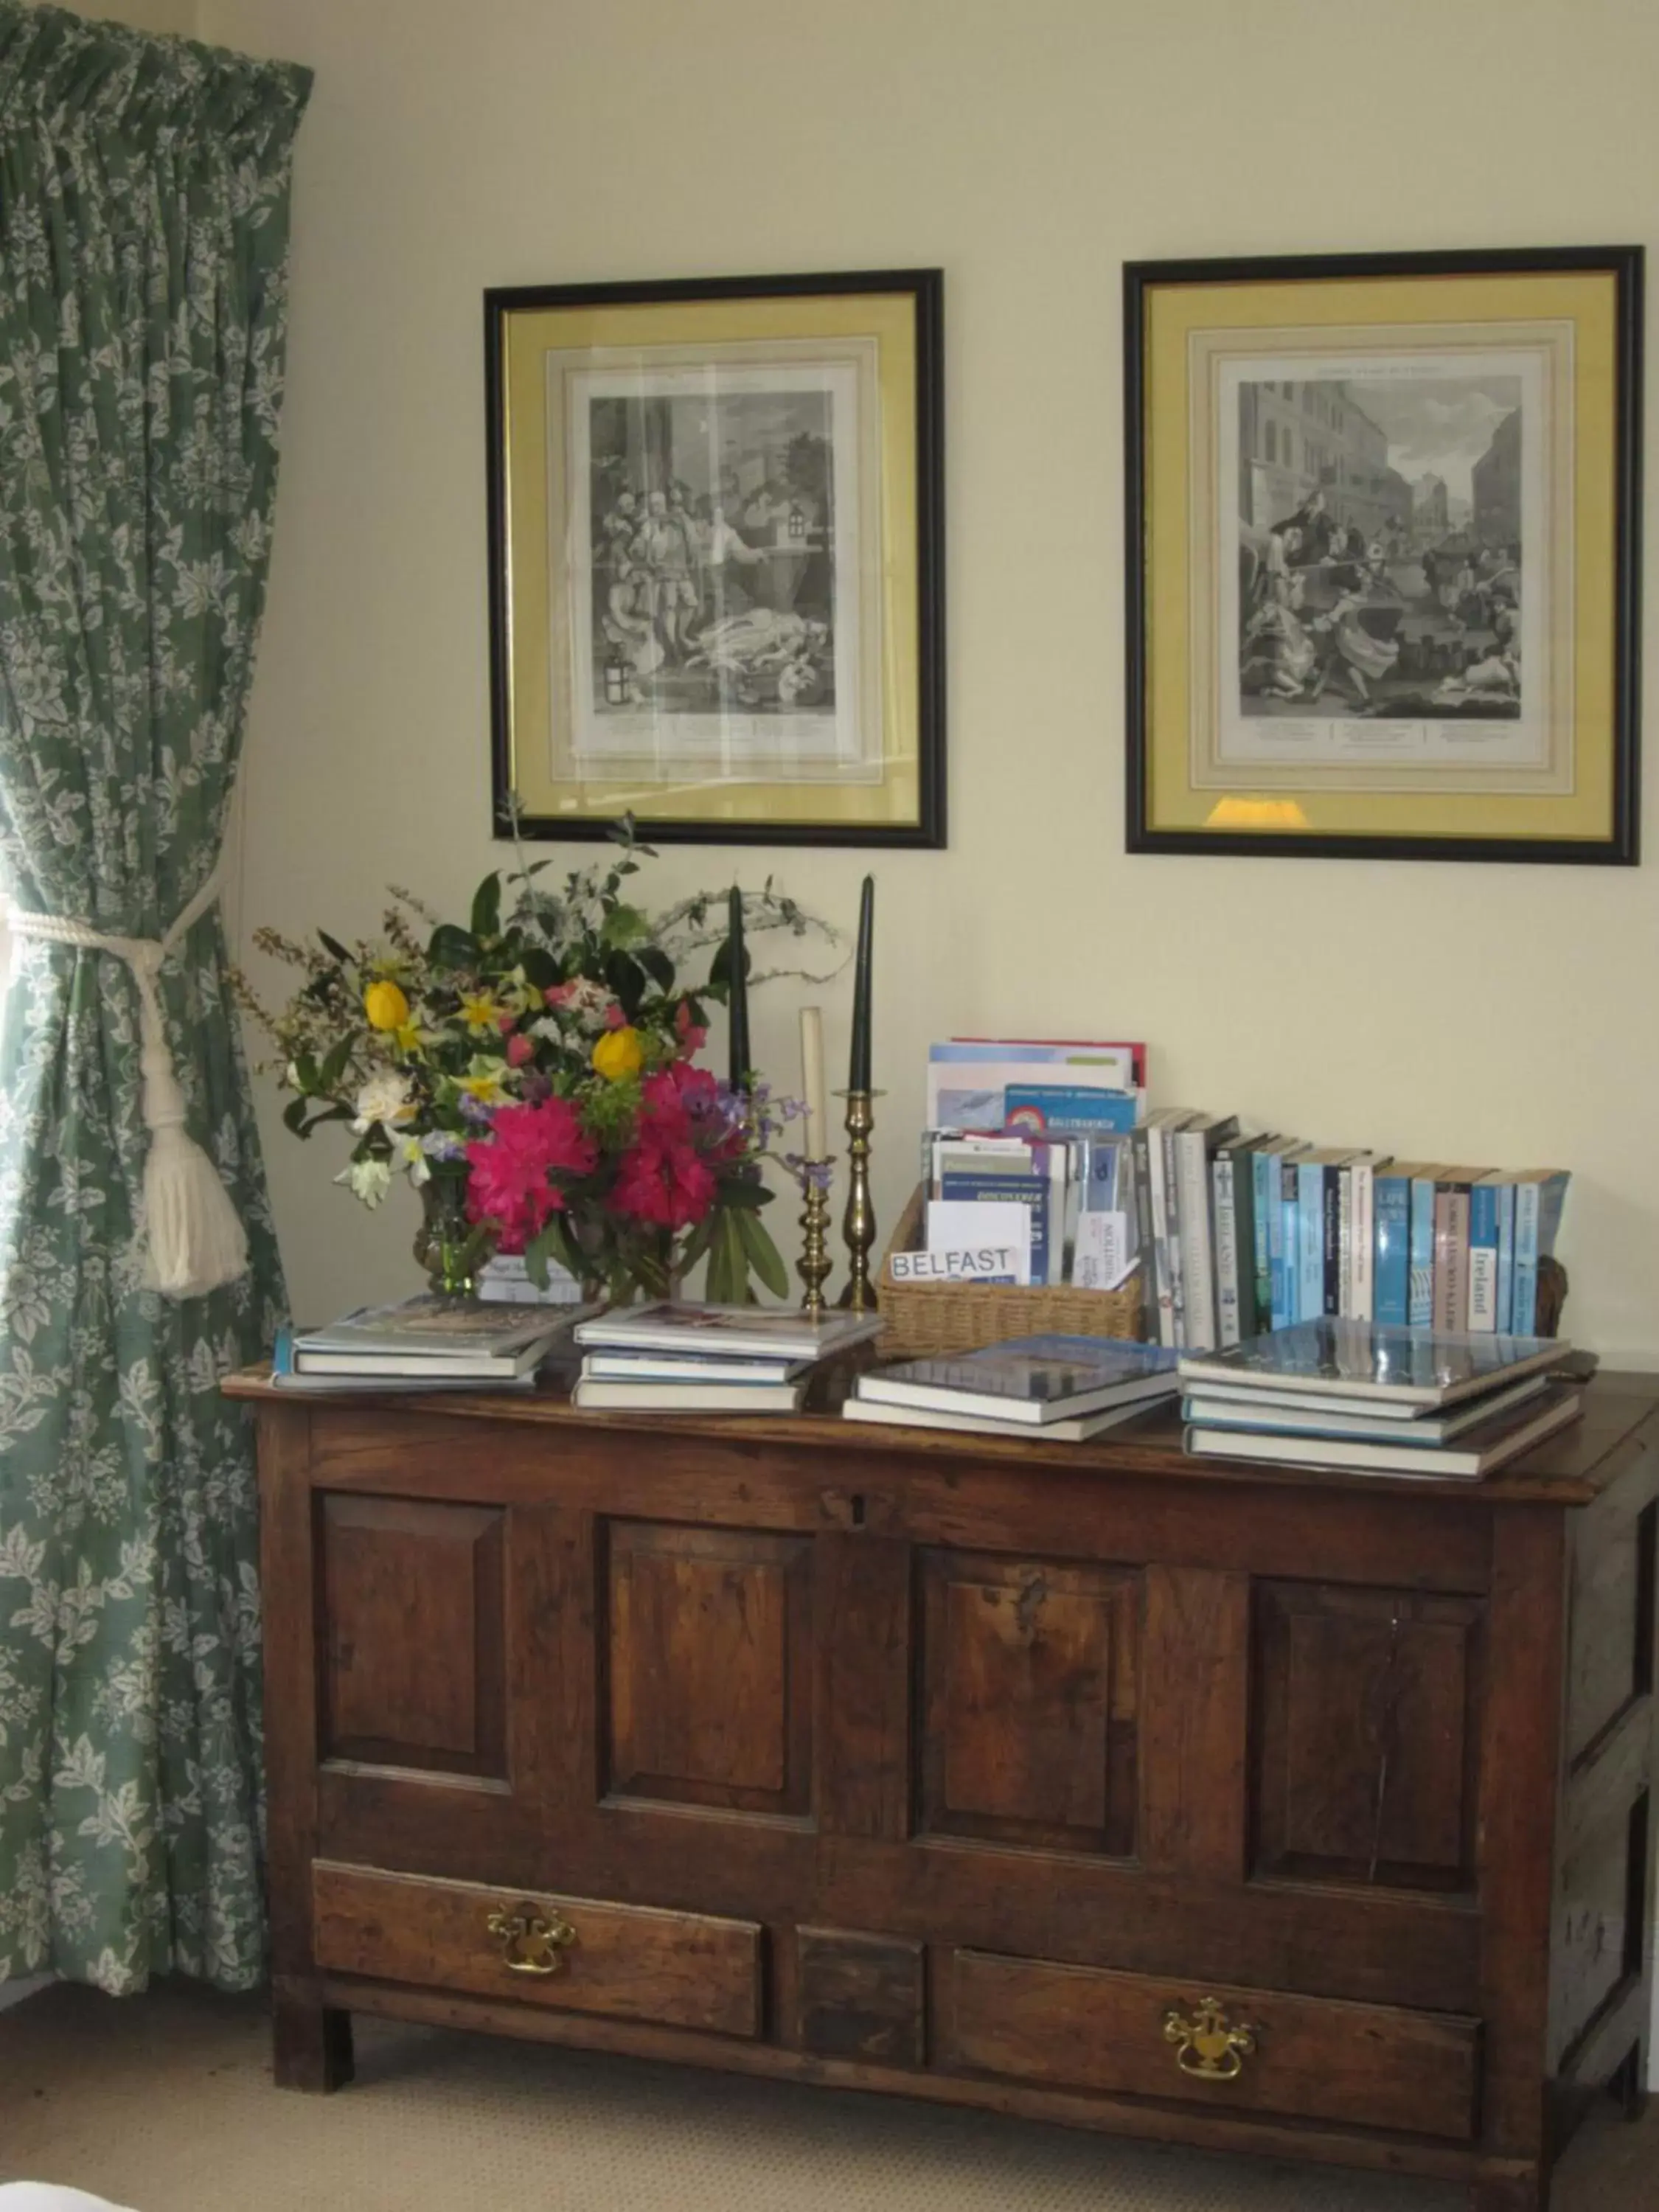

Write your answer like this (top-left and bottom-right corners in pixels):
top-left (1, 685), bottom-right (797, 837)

top-left (0, 3), bottom-right (309, 1992)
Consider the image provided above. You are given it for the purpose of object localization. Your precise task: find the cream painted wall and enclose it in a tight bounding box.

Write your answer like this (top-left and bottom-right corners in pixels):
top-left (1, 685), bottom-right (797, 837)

top-left (198, 0), bottom-right (1659, 1356)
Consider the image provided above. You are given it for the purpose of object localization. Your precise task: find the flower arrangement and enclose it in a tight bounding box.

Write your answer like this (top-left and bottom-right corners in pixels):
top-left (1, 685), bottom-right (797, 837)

top-left (233, 825), bottom-right (825, 1306)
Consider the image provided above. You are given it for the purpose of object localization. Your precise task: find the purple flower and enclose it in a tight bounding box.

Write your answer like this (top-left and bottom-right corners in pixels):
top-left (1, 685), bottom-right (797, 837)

top-left (783, 1152), bottom-right (835, 1196)
top-left (458, 1092), bottom-right (495, 1126)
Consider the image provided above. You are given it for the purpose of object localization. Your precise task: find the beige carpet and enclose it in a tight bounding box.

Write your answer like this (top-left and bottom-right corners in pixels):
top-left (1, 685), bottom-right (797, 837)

top-left (1, 1982), bottom-right (1652, 2212)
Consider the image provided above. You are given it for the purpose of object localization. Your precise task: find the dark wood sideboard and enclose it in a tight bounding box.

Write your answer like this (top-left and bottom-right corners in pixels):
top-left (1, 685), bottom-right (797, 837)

top-left (227, 1368), bottom-right (1659, 2212)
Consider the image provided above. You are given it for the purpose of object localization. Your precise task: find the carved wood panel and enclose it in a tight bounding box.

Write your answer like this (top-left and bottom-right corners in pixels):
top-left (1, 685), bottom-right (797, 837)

top-left (318, 1494), bottom-right (507, 1778)
top-left (1253, 1580), bottom-right (1484, 1892)
top-left (918, 1548), bottom-right (1139, 1856)
top-left (605, 1520), bottom-right (813, 1818)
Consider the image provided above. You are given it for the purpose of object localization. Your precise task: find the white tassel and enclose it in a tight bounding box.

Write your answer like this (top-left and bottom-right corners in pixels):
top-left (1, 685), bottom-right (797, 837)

top-left (9, 872), bottom-right (250, 1301)
top-left (128, 937), bottom-right (249, 1301)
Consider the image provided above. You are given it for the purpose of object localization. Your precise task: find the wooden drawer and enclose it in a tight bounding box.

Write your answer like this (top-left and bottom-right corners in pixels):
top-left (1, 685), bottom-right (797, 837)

top-left (950, 1950), bottom-right (1481, 2140)
top-left (313, 1863), bottom-right (762, 2039)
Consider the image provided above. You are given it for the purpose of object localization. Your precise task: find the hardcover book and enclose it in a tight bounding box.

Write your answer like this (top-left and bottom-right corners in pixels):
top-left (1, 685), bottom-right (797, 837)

top-left (293, 1295), bottom-right (584, 1373)
top-left (1185, 1383), bottom-right (1582, 1482)
top-left (843, 1394), bottom-right (1164, 1444)
top-left (857, 1333), bottom-right (1181, 1424)
top-left (574, 1302), bottom-right (884, 1362)
top-left (1177, 1318), bottom-right (1567, 1410)
top-left (1174, 1114), bottom-right (1239, 1354)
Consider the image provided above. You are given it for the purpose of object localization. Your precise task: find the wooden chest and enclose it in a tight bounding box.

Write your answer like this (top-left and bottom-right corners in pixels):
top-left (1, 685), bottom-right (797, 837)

top-left (229, 1369), bottom-right (1659, 2211)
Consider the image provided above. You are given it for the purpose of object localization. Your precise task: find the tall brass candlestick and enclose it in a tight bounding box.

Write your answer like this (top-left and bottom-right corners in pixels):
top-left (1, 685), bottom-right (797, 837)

top-left (836, 1088), bottom-right (881, 1313)
top-left (796, 1161), bottom-right (835, 1319)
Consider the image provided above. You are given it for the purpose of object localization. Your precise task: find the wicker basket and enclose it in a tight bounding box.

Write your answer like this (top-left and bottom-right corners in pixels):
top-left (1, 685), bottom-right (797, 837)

top-left (875, 1183), bottom-right (1146, 1361)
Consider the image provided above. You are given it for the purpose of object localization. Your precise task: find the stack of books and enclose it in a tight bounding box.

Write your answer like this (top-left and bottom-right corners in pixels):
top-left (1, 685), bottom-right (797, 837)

top-left (274, 1295), bottom-right (588, 1391)
top-left (571, 1302), bottom-right (886, 1414)
top-left (1178, 1319), bottom-right (1582, 1481)
top-left (844, 1332), bottom-right (1180, 1441)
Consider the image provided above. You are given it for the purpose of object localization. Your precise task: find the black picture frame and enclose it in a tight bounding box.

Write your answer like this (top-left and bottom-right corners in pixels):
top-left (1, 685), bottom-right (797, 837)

top-left (1124, 245), bottom-right (1643, 864)
top-left (486, 268), bottom-right (946, 848)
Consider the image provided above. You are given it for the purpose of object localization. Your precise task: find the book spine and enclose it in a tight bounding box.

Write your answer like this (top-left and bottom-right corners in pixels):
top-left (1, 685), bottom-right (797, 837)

top-left (1336, 1167), bottom-right (1353, 1318)
top-left (1277, 1160), bottom-right (1301, 1327)
top-left (1408, 1175), bottom-right (1437, 1327)
top-left (1127, 1127), bottom-right (1155, 1325)
top-left (1467, 1183), bottom-right (1500, 1332)
top-left (1162, 1126), bottom-right (1188, 1350)
top-left (1432, 1186), bottom-right (1470, 1335)
top-left (1176, 1133), bottom-right (1219, 1353)
top-left (1251, 1150), bottom-right (1274, 1335)
top-left (1147, 1126), bottom-right (1176, 1348)
top-left (1512, 1179), bottom-right (1540, 1335)
top-left (1495, 1182), bottom-right (1515, 1341)
top-left (1214, 1157), bottom-right (1240, 1349)
top-left (1323, 1169), bottom-right (1342, 1317)
top-left (1352, 1161), bottom-right (1375, 1322)
top-left (1374, 1174), bottom-right (1411, 1327)
top-left (1231, 1149), bottom-right (1259, 1348)
top-left (1297, 1162), bottom-right (1324, 1322)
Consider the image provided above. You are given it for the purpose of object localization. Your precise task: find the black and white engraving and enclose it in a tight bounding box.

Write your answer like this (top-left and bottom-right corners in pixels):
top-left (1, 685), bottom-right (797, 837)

top-left (586, 385), bottom-right (837, 723)
top-left (1237, 375), bottom-right (1523, 722)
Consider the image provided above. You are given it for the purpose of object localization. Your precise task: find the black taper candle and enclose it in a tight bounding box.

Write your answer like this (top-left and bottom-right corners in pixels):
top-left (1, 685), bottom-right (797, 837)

top-left (726, 885), bottom-right (751, 1092)
top-left (849, 874), bottom-right (874, 1091)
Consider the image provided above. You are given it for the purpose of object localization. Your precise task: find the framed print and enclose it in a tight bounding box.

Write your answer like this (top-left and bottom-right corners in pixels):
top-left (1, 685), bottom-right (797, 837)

top-left (1125, 246), bottom-right (1642, 863)
top-left (486, 268), bottom-right (945, 846)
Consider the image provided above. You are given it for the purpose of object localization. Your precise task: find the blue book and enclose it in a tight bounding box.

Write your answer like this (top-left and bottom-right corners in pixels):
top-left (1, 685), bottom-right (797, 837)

top-left (1467, 1181), bottom-right (1500, 1331)
top-left (1002, 1085), bottom-right (1140, 1135)
top-left (1251, 1147), bottom-right (1276, 1335)
top-left (940, 1167), bottom-right (1049, 1282)
top-left (1494, 1180), bottom-right (1516, 1341)
top-left (1373, 1169), bottom-right (1412, 1328)
top-left (1283, 1159), bottom-right (1310, 1327)
top-left (1408, 1169), bottom-right (1439, 1328)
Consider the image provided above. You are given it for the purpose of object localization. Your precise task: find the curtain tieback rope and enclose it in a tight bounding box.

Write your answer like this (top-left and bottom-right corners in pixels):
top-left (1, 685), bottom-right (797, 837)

top-left (7, 867), bottom-right (249, 1299)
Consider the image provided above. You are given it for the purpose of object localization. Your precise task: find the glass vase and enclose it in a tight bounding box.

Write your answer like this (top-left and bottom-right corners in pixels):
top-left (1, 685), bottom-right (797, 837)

top-left (412, 1164), bottom-right (493, 1300)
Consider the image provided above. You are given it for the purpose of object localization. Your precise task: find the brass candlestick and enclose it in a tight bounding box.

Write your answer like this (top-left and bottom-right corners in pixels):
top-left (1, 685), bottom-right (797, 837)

top-left (835, 1088), bottom-right (882, 1313)
top-left (797, 1159), bottom-right (835, 1319)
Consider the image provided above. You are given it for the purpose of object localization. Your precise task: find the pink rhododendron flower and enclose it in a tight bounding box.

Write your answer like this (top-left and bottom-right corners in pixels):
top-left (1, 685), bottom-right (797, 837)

top-left (505, 1033), bottom-right (534, 1067)
top-left (610, 1062), bottom-right (744, 1230)
top-left (611, 1127), bottom-right (718, 1231)
top-left (602, 1002), bottom-right (627, 1030)
top-left (466, 1096), bottom-right (597, 1253)
top-left (497, 1011), bottom-right (518, 1034)
top-left (674, 999), bottom-right (708, 1056)
top-left (544, 981), bottom-right (579, 1008)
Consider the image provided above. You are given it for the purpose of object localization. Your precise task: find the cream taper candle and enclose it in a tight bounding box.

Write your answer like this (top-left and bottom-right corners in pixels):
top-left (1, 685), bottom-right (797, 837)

top-left (799, 1005), bottom-right (827, 1160)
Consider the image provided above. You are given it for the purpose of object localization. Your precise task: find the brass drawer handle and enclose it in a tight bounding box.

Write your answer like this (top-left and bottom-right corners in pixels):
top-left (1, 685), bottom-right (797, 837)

top-left (1164, 1996), bottom-right (1256, 2083)
top-left (486, 1902), bottom-right (576, 1977)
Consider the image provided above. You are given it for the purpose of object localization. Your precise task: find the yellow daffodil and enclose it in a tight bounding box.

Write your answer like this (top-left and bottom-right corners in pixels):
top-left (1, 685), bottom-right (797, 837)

top-left (364, 979), bottom-right (409, 1032)
top-left (393, 1018), bottom-right (425, 1055)
top-left (455, 1069), bottom-right (509, 1108)
top-left (459, 991), bottom-right (501, 1032)
top-left (591, 1024), bottom-right (645, 1082)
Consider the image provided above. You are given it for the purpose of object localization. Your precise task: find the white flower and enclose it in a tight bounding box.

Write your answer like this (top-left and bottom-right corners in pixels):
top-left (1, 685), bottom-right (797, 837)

top-left (350, 1072), bottom-right (416, 1135)
top-left (335, 1158), bottom-right (393, 1208)
top-left (400, 1136), bottom-right (431, 1188)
